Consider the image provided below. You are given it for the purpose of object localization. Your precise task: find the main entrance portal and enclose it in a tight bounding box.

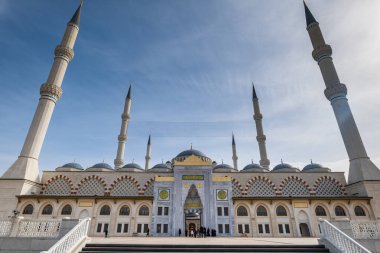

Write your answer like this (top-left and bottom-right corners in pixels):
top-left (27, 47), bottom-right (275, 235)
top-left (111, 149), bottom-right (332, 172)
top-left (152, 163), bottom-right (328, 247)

top-left (184, 184), bottom-right (203, 235)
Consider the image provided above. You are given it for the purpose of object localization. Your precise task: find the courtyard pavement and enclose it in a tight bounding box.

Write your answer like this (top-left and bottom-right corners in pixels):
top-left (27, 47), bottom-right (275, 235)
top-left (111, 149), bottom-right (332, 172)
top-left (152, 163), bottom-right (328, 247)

top-left (89, 236), bottom-right (320, 245)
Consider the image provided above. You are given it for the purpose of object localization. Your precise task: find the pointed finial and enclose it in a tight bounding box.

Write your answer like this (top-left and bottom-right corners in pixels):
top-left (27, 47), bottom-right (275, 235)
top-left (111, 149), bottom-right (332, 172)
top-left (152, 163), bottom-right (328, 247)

top-left (251, 159), bottom-right (254, 164)
top-left (127, 84), bottom-right (132, 99)
top-left (69, 1), bottom-right (83, 26)
top-left (232, 134), bottom-right (236, 145)
top-left (190, 143), bottom-right (192, 150)
top-left (252, 82), bottom-right (257, 100)
top-left (310, 159), bottom-right (313, 164)
top-left (162, 159), bottom-right (164, 164)
top-left (281, 158), bottom-right (283, 164)
top-left (132, 158), bottom-right (135, 163)
top-left (148, 134), bottom-right (151, 145)
top-left (303, 1), bottom-right (317, 26)
top-left (222, 159), bottom-right (224, 164)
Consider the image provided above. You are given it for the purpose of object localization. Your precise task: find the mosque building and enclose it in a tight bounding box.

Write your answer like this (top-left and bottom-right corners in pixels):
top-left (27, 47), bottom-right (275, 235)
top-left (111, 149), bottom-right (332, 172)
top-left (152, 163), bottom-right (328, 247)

top-left (1, 2), bottom-right (380, 238)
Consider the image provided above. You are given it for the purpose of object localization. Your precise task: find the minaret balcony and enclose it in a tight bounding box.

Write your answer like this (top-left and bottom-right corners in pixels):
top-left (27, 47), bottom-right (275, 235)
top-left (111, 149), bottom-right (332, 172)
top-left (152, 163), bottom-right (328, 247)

top-left (312, 44), bottom-right (332, 62)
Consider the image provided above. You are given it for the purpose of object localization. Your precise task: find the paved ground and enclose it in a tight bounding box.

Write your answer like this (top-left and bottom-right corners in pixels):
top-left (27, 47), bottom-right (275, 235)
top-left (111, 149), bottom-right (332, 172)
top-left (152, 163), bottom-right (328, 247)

top-left (89, 237), bottom-right (320, 245)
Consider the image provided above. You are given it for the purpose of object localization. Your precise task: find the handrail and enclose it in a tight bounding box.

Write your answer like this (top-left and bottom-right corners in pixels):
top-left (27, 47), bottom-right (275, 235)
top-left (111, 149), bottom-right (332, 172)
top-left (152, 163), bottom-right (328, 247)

top-left (319, 219), bottom-right (371, 253)
top-left (41, 218), bottom-right (91, 253)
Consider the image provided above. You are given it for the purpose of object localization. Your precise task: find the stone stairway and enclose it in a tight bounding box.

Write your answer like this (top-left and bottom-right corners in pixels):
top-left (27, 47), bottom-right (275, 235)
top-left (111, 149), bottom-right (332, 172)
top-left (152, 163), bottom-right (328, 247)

top-left (80, 243), bottom-right (330, 253)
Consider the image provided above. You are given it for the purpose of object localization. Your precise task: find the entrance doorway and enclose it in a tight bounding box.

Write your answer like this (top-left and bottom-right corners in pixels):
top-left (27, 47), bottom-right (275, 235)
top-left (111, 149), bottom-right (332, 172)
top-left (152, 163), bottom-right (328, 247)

top-left (299, 223), bottom-right (311, 237)
top-left (183, 184), bottom-right (203, 236)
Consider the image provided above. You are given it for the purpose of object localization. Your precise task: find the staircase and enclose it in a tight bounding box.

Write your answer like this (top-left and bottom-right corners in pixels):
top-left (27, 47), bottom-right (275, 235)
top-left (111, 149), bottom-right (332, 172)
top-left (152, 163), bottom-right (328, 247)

top-left (80, 243), bottom-right (330, 253)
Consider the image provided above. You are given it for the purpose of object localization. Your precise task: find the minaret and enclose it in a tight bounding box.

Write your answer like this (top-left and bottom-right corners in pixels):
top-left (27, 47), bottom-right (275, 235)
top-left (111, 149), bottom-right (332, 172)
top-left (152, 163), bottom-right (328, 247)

top-left (232, 134), bottom-right (238, 170)
top-left (252, 84), bottom-right (270, 169)
top-left (114, 85), bottom-right (132, 169)
top-left (145, 135), bottom-right (151, 171)
top-left (304, 2), bottom-right (380, 184)
top-left (1, 3), bottom-right (83, 182)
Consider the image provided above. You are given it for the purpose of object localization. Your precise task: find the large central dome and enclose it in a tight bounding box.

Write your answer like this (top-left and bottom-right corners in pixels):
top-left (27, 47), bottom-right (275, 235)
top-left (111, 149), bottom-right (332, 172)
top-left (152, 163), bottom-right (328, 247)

top-left (172, 148), bottom-right (212, 165)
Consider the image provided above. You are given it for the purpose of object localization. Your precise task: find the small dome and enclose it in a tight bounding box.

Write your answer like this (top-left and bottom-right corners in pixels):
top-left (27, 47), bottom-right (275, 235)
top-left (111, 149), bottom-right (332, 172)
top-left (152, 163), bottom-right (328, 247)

top-left (302, 162), bottom-right (331, 172)
top-left (87, 162), bottom-right (113, 171)
top-left (56, 162), bottom-right (83, 171)
top-left (242, 163), bottom-right (269, 173)
top-left (272, 162), bottom-right (300, 173)
top-left (118, 163), bottom-right (144, 172)
top-left (149, 163), bottom-right (172, 172)
top-left (213, 163), bottom-right (237, 172)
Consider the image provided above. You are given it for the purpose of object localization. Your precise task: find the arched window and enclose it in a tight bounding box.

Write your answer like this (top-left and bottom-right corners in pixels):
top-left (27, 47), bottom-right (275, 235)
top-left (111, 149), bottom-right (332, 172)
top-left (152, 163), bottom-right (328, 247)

top-left (61, 205), bottom-right (72, 215)
top-left (276, 206), bottom-right (287, 216)
top-left (100, 205), bottom-right (111, 215)
top-left (22, 204), bottom-right (34, 215)
top-left (335, 206), bottom-right (346, 216)
top-left (237, 206), bottom-right (248, 216)
top-left (119, 205), bottom-right (130, 216)
top-left (315, 205), bottom-right (327, 216)
top-left (139, 205), bottom-right (149, 216)
top-left (42, 204), bottom-right (53, 215)
top-left (256, 205), bottom-right (268, 216)
top-left (354, 206), bottom-right (366, 216)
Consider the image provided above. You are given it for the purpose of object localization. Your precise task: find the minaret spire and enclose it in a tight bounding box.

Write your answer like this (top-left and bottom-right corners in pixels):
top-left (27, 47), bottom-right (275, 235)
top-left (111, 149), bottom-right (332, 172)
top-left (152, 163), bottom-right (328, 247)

top-left (114, 84), bottom-right (132, 169)
top-left (304, 2), bottom-right (380, 184)
top-left (232, 134), bottom-right (238, 170)
top-left (252, 83), bottom-right (270, 169)
top-left (2, 4), bottom-right (83, 182)
top-left (145, 134), bottom-right (151, 171)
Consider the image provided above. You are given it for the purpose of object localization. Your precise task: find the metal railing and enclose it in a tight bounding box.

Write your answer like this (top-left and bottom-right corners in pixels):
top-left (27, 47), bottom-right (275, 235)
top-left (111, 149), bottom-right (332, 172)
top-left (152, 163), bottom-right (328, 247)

top-left (319, 219), bottom-right (371, 253)
top-left (17, 220), bottom-right (61, 237)
top-left (42, 218), bottom-right (90, 253)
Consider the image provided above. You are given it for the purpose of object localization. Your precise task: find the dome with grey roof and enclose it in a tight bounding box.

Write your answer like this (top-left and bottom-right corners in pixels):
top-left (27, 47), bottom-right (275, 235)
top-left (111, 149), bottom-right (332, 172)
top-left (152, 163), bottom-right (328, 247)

top-left (87, 162), bottom-right (113, 171)
top-left (118, 163), bottom-right (144, 172)
top-left (272, 162), bottom-right (300, 173)
top-left (55, 162), bottom-right (83, 172)
top-left (149, 163), bottom-right (172, 172)
top-left (242, 163), bottom-right (269, 173)
top-left (172, 148), bottom-right (212, 164)
top-left (302, 162), bottom-right (331, 172)
top-left (213, 163), bottom-right (237, 172)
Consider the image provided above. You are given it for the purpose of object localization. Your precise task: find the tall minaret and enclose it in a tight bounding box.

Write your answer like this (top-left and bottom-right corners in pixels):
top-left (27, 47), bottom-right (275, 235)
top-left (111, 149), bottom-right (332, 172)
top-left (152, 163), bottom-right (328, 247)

top-left (1, 3), bottom-right (83, 182)
top-left (252, 84), bottom-right (270, 169)
top-left (145, 135), bottom-right (151, 171)
top-left (232, 134), bottom-right (238, 170)
top-left (114, 85), bottom-right (132, 169)
top-left (304, 2), bottom-right (380, 184)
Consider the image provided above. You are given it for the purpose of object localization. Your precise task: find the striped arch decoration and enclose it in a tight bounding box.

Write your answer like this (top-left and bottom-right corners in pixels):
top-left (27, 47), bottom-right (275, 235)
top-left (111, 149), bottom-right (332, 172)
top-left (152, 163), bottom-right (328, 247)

top-left (313, 176), bottom-right (346, 196)
top-left (142, 177), bottom-right (155, 196)
top-left (41, 175), bottom-right (74, 195)
top-left (76, 175), bottom-right (107, 196)
top-left (243, 176), bottom-right (277, 197)
top-left (231, 178), bottom-right (244, 197)
top-left (109, 175), bottom-right (141, 196)
top-left (279, 176), bottom-right (311, 197)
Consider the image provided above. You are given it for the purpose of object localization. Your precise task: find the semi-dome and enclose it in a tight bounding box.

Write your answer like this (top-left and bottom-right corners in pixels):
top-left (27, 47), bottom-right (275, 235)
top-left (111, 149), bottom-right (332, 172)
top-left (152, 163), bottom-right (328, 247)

top-left (242, 163), bottom-right (269, 173)
top-left (56, 162), bottom-right (84, 171)
top-left (272, 162), bottom-right (300, 173)
top-left (87, 162), bottom-right (113, 171)
top-left (213, 163), bottom-right (237, 172)
top-left (118, 162), bottom-right (144, 172)
top-left (302, 162), bottom-right (331, 172)
top-left (149, 163), bottom-right (172, 172)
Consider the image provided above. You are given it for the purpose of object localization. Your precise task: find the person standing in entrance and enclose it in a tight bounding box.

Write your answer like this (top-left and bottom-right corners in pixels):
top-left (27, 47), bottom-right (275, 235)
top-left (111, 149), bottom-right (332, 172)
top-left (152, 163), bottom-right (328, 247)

top-left (104, 229), bottom-right (108, 238)
top-left (146, 227), bottom-right (150, 237)
top-left (179, 228), bottom-right (182, 237)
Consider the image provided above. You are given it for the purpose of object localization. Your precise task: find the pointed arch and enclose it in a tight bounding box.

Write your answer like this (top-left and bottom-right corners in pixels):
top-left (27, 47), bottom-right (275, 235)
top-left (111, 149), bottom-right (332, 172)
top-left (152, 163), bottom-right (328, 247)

top-left (244, 176), bottom-right (276, 197)
top-left (313, 176), bottom-right (345, 196)
top-left (109, 175), bottom-right (141, 196)
top-left (76, 175), bottom-right (107, 196)
top-left (41, 175), bottom-right (74, 195)
top-left (142, 177), bottom-right (155, 196)
top-left (231, 178), bottom-right (243, 197)
top-left (279, 176), bottom-right (311, 197)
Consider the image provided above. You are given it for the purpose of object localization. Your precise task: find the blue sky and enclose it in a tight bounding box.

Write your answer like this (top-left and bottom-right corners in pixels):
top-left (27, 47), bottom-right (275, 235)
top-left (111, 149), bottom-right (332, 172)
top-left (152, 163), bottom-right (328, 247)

top-left (1, 0), bottom-right (380, 178)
